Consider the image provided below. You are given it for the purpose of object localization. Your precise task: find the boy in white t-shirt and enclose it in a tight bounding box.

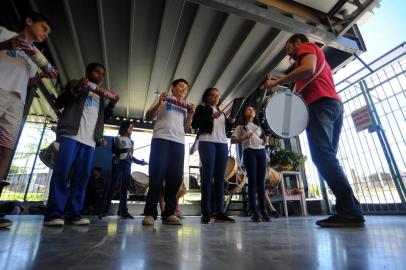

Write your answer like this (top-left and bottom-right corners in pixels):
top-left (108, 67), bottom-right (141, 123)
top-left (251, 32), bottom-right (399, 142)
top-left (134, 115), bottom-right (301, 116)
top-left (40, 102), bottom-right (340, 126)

top-left (0, 12), bottom-right (53, 228)
top-left (142, 79), bottom-right (195, 226)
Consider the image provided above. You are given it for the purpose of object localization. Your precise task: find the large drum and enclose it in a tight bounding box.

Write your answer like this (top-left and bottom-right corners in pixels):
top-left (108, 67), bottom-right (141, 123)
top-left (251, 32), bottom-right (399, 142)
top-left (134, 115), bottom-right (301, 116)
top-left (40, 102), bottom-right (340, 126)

top-left (266, 167), bottom-right (281, 188)
top-left (260, 91), bottom-right (309, 138)
top-left (129, 172), bottom-right (187, 198)
top-left (39, 141), bottom-right (60, 169)
top-left (129, 171), bottom-right (149, 196)
top-left (224, 157), bottom-right (247, 195)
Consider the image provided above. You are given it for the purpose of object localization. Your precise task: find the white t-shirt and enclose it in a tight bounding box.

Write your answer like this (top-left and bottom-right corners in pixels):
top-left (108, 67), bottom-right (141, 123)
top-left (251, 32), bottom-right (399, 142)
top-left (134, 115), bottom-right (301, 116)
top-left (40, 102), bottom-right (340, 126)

top-left (151, 97), bottom-right (186, 144)
top-left (199, 107), bottom-right (228, 144)
top-left (65, 92), bottom-right (100, 148)
top-left (114, 136), bottom-right (133, 160)
top-left (0, 27), bottom-right (38, 103)
top-left (232, 123), bottom-right (265, 151)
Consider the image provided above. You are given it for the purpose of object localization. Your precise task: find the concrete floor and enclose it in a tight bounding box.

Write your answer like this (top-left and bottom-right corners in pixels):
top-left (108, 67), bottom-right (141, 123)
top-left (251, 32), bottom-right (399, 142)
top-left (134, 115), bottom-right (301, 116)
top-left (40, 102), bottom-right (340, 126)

top-left (0, 215), bottom-right (405, 270)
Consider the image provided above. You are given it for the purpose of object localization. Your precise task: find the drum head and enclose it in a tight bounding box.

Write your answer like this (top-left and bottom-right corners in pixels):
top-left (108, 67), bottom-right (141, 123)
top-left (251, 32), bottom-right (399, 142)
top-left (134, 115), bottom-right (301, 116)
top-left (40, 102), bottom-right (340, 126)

top-left (131, 172), bottom-right (149, 186)
top-left (264, 92), bottom-right (309, 138)
top-left (225, 157), bottom-right (238, 181)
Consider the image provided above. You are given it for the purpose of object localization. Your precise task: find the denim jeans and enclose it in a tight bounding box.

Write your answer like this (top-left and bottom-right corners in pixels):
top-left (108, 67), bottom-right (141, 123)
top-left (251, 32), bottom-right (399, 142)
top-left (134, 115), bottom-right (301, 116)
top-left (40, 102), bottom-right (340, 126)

top-left (243, 148), bottom-right (267, 213)
top-left (306, 97), bottom-right (362, 217)
top-left (198, 142), bottom-right (228, 215)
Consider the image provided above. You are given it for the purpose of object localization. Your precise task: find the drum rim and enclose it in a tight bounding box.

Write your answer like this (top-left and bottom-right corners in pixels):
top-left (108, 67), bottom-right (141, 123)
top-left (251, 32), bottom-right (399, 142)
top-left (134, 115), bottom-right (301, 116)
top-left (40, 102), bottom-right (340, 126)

top-left (225, 156), bottom-right (238, 181)
top-left (226, 166), bottom-right (247, 195)
top-left (263, 91), bottom-right (309, 139)
top-left (131, 171), bottom-right (149, 186)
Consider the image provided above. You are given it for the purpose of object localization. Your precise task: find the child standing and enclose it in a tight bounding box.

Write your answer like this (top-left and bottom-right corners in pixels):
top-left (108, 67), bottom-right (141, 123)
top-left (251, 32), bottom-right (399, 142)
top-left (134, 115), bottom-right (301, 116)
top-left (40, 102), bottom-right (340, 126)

top-left (142, 79), bottom-right (195, 226)
top-left (44, 63), bottom-right (118, 226)
top-left (231, 107), bottom-right (270, 222)
top-left (101, 121), bottom-right (147, 219)
top-left (0, 12), bottom-right (54, 228)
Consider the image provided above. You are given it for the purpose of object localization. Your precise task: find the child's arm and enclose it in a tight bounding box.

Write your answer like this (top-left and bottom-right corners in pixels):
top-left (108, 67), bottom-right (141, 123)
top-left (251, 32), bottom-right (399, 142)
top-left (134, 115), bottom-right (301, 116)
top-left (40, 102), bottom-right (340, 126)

top-left (55, 79), bottom-right (88, 110)
top-left (184, 103), bottom-right (196, 132)
top-left (145, 91), bottom-right (168, 121)
top-left (0, 36), bottom-right (30, 52)
top-left (131, 156), bottom-right (147, 165)
top-left (27, 73), bottom-right (49, 87)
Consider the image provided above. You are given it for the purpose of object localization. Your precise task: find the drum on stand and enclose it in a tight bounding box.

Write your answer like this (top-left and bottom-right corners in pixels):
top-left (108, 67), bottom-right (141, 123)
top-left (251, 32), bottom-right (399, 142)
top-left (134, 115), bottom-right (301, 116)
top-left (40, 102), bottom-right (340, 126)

top-left (39, 141), bottom-right (60, 169)
top-left (224, 156), bottom-right (247, 195)
top-left (130, 171), bottom-right (149, 196)
top-left (259, 91), bottom-right (309, 138)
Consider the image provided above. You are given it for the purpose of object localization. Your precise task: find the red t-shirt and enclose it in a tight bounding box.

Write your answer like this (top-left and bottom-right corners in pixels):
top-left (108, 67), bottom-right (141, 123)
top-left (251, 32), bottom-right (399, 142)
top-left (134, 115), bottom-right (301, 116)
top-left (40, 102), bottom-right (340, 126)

top-left (294, 42), bottom-right (340, 105)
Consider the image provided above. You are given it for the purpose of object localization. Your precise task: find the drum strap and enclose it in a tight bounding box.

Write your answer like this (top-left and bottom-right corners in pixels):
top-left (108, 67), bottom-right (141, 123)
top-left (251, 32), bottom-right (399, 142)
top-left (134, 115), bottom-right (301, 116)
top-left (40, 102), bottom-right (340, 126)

top-left (295, 60), bottom-right (326, 93)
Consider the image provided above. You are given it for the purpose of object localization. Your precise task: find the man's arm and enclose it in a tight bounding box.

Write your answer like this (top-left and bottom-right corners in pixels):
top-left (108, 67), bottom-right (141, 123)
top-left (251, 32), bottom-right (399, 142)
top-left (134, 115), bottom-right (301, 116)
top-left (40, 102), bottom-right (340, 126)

top-left (266, 54), bottom-right (317, 88)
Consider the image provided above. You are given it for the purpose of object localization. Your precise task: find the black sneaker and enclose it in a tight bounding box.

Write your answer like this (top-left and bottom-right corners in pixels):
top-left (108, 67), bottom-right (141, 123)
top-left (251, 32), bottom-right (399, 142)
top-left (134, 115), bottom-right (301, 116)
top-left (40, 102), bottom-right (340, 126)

top-left (201, 214), bottom-right (211, 224)
top-left (214, 213), bottom-right (235, 223)
top-left (0, 217), bottom-right (13, 228)
top-left (270, 210), bottom-right (280, 218)
top-left (261, 212), bottom-right (271, 222)
top-left (120, 213), bottom-right (134, 219)
top-left (251, 211), bottom-right (260, 222)
top-left (316, 215), bottom-right (365, 228)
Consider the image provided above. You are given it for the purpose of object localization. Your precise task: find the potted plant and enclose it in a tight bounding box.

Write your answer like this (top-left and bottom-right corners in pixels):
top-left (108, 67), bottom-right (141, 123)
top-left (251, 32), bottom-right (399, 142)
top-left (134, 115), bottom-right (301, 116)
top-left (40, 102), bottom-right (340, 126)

top-left (269, 149), bottom-right (306, 171)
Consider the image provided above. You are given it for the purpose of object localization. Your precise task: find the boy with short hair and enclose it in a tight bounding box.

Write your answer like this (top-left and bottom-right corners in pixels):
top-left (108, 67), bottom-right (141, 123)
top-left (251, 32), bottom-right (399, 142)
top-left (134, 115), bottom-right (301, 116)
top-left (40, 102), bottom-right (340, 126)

top-left (44, 63), bottom-right (119, 226)
top-left (0, 12), bottom-right (53, 228)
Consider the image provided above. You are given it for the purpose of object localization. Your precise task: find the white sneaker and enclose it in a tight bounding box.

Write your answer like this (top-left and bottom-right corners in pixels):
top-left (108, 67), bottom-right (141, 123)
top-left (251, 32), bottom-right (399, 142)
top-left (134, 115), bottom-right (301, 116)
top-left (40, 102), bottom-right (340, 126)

top-left (44, 218), bottom-right (64, 227)
top-left (163, 215), bottom-right (182, 225)
top-left (142, 216), bottom-right (155, 225)
top-left (65, 216), bottom-right (90, 226)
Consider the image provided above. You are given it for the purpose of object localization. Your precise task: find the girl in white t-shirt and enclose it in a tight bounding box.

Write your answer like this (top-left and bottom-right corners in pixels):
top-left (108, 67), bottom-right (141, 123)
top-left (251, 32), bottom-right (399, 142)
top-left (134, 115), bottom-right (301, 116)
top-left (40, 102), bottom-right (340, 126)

top-left (142, 79), bottom-right (195, 226)
top-left (192, 88), bottom-right (235, 224)
top-left (231, 106), bottom-right (270, 222)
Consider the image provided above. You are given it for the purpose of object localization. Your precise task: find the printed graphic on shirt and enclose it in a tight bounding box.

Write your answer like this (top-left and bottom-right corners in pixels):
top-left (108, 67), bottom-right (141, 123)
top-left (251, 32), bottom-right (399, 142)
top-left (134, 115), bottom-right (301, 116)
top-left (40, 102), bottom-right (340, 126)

top-left (85, 92), bottom-right (100, 108)
top-left (5, 49), bottom-right (34, 76)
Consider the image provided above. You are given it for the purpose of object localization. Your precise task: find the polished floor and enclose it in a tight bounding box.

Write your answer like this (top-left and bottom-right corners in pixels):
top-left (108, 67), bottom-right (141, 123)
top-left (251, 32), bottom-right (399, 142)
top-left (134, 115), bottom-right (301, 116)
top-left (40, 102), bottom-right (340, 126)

top-left (0, 215), bottom-right (405, 270)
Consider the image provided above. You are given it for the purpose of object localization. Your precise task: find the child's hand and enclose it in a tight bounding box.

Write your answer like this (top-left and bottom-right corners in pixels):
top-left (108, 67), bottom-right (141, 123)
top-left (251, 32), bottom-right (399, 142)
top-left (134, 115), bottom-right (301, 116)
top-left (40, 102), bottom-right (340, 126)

top-left (242, 132), bottom-right (254, 141)
top-left (187, 103), bottom-right (196, 114)
top-left (159, 91), bottom-right (169, 105)
top-left (1, 37), bottom-right (30, 51)
top-left (212, 111), bottom-right (221, 119)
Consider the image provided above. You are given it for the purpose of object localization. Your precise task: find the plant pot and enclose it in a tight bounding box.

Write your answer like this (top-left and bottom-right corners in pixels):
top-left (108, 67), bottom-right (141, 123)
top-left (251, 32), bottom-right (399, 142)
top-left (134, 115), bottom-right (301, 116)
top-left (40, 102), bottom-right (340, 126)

top-left (280, 163), bottom-right (293, 171)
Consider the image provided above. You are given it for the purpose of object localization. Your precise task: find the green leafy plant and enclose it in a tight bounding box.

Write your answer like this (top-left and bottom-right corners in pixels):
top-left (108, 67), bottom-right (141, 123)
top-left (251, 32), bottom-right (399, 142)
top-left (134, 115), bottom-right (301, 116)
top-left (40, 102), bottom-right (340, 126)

top-left (270, 149), bottom-right (306, 171)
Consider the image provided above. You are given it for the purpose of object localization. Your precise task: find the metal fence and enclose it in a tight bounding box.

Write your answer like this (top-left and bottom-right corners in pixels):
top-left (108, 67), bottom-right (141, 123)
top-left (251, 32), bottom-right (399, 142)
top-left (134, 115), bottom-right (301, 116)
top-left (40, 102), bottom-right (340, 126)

top-left (0, 121), bottom-right (55, 201)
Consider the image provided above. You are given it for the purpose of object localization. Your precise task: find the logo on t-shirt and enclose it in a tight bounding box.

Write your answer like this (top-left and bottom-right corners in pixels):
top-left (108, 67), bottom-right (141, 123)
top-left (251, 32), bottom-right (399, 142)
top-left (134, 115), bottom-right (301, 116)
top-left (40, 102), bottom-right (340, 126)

top-left (6, 49), bottom-right (34, 75)
top-left (85, 92), bottom-right (100, 108)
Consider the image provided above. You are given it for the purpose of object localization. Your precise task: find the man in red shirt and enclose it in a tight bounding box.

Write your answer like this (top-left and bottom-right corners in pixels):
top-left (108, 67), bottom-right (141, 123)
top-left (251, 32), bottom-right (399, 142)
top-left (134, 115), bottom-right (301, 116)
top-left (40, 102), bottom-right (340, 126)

top-left (266, 33), bottom-right (364, 227)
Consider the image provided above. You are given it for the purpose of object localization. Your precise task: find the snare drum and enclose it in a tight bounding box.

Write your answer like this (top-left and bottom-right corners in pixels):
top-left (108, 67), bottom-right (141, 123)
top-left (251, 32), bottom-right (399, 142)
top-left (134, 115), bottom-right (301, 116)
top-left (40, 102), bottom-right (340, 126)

top-left (39, 141), bottom-right (60, 169)
top-left (224, 157), bottom-right (247, 195)
top-left (130, 171), bottom-right (149, 196)
top-left (260, 91), bottom-right (309, 138)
